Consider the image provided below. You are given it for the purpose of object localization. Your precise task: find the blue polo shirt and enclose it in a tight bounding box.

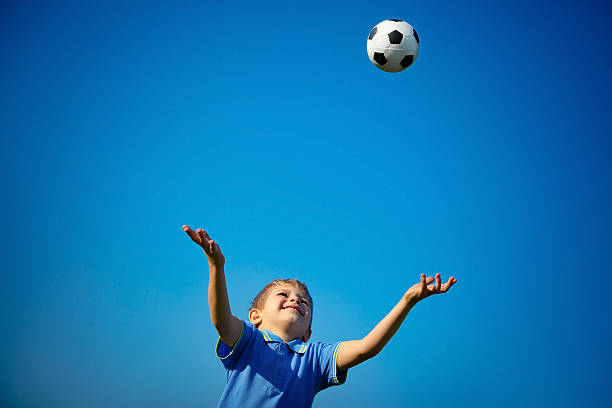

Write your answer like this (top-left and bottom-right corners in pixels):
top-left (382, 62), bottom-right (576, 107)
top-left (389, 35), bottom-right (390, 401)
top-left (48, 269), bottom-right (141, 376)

top-left (215, 320), bottom-right (348, 408)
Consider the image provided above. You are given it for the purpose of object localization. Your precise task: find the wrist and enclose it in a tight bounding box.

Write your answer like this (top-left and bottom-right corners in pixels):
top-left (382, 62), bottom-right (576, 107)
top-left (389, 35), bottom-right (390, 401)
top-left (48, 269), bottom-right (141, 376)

top-left (403, 291), bottom-right (420, 306)
top-left (207, 259), bottom-right (224, 271)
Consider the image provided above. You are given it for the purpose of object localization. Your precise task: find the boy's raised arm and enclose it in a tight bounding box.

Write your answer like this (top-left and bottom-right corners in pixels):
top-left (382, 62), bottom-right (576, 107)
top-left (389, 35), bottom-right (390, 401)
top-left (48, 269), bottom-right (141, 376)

top-left (183, 225), bottom-right (242, 347)
top-left (336, 273), bottom-right (457, 370)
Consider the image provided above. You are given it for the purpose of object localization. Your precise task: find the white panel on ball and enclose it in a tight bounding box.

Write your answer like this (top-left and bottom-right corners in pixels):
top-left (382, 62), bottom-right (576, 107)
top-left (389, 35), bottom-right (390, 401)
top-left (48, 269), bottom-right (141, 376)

top-left (367, 19), bottom-right (420, 73)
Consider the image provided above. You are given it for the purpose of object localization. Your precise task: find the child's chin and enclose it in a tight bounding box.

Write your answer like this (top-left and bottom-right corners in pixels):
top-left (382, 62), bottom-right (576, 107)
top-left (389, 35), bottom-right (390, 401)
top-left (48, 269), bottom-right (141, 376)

top-left (281, 309), bottom-right (302, 318)
top-left (281, 315), bottom-right (303, 325)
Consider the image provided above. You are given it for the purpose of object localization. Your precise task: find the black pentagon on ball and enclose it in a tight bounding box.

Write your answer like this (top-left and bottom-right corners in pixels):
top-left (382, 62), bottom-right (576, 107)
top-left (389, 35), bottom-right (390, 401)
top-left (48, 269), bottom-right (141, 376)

top-left (373, 52), bottom-right (388, 65)
top-left (413, 28), bottom-right (420, 44)
top-left (400, 55), bottom-right (414, 68)
top-left (388, 30), bottom-right (403, 44)
top-left (368, 26), bottom-right (377, 40)
top-left (388, 19), bottom-right (403, 22)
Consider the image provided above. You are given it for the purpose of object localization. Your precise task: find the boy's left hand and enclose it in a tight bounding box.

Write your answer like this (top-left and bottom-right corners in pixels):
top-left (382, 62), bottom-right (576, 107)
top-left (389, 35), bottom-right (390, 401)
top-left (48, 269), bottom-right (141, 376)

top-left (404, 273), bottom-right (457, 303)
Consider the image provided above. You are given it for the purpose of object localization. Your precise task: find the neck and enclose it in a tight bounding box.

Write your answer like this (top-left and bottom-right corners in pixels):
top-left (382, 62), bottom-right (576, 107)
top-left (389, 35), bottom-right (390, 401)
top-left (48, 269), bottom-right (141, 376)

top-left (258, 323), bottom-right (301, 343)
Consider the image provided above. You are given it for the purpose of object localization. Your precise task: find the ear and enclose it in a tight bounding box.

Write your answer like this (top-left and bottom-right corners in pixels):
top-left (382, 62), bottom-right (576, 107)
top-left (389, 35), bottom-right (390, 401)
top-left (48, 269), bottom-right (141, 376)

top-left (301, 328), bottom-right (312, 343)
top-left (248, 309), bottom-right (263, 327)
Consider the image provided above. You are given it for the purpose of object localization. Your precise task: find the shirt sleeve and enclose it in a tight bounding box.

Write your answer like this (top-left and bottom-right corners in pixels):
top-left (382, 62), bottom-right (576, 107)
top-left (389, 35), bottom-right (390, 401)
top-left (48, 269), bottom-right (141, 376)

top-left (215, 319), bottom-right (255, 370)
top-left (315, 341), bottom-right (348, 391)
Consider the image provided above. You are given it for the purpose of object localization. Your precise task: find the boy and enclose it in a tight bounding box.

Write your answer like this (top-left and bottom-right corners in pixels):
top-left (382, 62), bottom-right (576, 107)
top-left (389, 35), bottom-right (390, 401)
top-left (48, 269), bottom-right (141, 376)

top-left (183, 225), bottom-right (457, 408)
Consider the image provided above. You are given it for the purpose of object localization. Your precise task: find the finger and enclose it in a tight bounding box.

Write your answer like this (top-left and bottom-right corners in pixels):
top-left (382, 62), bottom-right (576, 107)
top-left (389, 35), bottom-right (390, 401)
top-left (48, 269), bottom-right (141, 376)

top-left (435, 273), bottom-right (441, 291)
top-left (426, 276), bottom-right (435, 291)
top-left (197, 229), bottom-right (211, 244)
top-left (440, 277), bottom-right (452, 292)
top-left (441, 277), bottom-right (457, 293)
top-left (204, 234), bottom-right (218, 254)
top-left (183, 225), bottom-right (202, 245)
top-left (420, 273), bottom-right (427, 289)
top-left (197, 229), bottom-right (212, 253)
top-left (200, 229), bottom-right (212, 241)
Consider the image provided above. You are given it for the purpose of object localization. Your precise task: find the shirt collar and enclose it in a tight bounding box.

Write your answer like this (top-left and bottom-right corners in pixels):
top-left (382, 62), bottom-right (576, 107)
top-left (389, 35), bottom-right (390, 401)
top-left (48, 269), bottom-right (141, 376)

top-left (258, 329), bottom-right (309, 354)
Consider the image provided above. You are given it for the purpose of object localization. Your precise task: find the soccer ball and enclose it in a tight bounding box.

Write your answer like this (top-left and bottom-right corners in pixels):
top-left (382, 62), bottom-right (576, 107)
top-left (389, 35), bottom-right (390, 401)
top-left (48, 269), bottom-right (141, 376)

top-left (367, 19), bottom-right (420, 73)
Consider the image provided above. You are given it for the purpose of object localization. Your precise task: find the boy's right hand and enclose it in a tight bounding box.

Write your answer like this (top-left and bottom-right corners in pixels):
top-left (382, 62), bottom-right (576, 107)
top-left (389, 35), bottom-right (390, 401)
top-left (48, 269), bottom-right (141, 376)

top-left (183, 225), bottom-right (225, 268)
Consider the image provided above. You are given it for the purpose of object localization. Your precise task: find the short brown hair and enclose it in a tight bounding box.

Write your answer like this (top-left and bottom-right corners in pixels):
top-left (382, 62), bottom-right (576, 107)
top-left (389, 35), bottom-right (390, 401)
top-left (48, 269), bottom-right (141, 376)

top-left (250, 278), bottom-right (313, 326)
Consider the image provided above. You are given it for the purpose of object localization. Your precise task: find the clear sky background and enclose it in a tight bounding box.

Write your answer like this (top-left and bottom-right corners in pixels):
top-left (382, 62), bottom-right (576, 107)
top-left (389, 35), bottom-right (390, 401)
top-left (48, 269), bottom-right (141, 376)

top-left (1, 1), bottom-right (611, 407)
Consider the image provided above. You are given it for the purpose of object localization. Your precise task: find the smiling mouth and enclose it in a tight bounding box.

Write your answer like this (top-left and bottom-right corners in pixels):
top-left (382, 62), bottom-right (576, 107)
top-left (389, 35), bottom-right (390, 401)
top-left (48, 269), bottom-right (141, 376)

top-left (283, 306), bottom-right (303, 316)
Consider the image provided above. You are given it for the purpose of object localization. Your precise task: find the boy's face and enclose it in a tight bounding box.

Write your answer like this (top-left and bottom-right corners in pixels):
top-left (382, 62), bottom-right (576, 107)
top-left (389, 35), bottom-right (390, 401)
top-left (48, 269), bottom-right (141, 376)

top-left (251, 284), bottom-right (312, 342)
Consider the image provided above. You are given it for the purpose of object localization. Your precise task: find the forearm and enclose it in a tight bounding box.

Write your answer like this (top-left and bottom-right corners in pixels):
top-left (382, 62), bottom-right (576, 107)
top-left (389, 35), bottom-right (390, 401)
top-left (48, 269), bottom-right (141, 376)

top-left (337, 273), bottom-right (457, 370)
top-left (208, 262), bottom-right (232, 326)
top-left (207, 258), bottom-right (241, 345)
top-left (337, 293), bottom-right (418, 369)
top-left (359, 295), bottom-right (417, 358)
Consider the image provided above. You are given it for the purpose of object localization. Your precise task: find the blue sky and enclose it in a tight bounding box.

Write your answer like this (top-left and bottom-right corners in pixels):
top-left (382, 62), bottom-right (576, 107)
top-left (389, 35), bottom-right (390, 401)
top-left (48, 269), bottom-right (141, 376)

top-left (1, 0), bottom-right (611, 406)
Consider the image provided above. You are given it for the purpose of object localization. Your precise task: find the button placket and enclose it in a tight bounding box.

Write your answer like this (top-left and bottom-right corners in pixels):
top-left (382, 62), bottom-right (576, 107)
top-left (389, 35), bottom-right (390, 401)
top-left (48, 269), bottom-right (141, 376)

top-left (273, 343), bottom-right (283, 388)
top-left (279, 348), bottom-right (285, 362)
top-left (274, 343), bottom-right (287, 384)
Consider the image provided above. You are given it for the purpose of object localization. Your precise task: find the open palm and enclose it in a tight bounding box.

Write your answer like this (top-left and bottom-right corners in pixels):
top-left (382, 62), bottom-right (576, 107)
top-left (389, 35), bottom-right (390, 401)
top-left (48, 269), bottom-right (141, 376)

top-left (405, 273), bottom-right (457, 302)
top-left (183, 225), bottom-right (225, 268)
